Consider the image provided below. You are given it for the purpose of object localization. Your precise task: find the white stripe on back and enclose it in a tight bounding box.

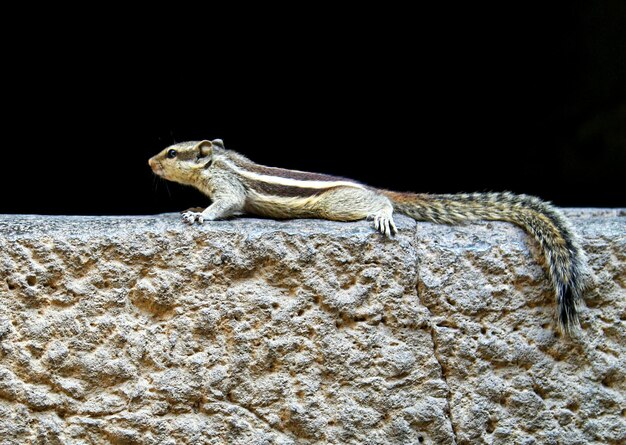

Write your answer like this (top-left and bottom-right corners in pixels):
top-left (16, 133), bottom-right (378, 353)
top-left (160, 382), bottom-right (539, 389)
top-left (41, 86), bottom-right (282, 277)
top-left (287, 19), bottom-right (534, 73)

top-left (222, 159), bottom-right (364, 190)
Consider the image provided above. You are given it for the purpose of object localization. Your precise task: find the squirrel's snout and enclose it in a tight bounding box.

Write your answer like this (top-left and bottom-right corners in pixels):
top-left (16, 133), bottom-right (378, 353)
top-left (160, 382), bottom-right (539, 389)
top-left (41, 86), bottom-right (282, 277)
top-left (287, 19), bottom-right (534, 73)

top-left (148, 157), bottom-right (163, 176)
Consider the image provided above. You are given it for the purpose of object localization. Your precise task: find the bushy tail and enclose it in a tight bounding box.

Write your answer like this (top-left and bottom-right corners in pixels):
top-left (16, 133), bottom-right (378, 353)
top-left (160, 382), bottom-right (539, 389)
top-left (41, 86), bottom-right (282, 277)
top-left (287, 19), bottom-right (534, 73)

top-left (383, 191), bottom-right (586, 334)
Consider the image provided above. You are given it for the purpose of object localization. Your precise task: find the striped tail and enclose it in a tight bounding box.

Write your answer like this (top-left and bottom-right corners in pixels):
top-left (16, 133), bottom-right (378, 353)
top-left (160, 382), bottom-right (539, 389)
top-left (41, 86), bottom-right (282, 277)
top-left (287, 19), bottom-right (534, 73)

top-left (383, 191), bottom-right (586, 335)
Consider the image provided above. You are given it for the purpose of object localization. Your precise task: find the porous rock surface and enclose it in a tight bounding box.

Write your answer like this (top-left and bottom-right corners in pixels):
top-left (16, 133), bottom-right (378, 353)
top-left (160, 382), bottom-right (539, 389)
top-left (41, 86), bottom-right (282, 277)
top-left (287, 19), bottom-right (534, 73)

top-left (0, 210), bottom-right (624, 445)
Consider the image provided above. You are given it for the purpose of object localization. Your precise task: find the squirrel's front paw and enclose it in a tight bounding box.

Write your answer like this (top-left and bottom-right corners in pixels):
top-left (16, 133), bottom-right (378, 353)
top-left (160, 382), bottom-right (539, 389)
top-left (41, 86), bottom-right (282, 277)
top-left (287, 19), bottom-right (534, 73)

top-left (182, 211), bottom-right (205, 224)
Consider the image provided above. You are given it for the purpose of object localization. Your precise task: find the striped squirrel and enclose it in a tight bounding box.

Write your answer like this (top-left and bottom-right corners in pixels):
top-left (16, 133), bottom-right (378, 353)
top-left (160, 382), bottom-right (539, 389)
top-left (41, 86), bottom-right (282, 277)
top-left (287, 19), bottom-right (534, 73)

top-left (148, 139), bottom-right (586, 334)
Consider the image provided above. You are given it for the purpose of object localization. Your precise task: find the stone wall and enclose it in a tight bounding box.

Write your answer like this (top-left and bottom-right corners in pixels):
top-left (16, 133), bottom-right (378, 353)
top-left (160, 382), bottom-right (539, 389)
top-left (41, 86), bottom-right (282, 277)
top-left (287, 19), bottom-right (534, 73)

top-left (0, 210), bottom-right (624, 444)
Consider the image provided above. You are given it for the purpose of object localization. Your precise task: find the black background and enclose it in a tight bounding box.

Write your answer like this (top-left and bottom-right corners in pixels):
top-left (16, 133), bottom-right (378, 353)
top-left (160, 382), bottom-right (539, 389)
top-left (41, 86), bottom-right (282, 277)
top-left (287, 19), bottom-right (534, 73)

top-left (2, 3), bottom-right (625, 216)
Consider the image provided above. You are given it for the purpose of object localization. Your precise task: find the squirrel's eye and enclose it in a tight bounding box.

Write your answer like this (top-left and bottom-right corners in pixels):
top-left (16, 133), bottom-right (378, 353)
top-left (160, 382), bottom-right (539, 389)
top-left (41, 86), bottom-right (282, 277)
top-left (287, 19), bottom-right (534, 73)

top-left (167, 149), bottom-right (177, 159)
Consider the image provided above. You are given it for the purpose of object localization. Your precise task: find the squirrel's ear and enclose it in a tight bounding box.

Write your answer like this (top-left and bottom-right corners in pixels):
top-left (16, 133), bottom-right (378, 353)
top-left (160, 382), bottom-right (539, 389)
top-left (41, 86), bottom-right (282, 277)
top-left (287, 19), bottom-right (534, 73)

top-left (195, 140), bottom-right (213, 158)
top-left (212, 139), bottom-right (224, 149)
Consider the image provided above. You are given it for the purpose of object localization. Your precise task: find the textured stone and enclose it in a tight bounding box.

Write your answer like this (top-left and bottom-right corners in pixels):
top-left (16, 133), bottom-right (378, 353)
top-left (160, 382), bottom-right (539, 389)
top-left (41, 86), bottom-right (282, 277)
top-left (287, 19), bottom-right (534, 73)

top-left (0, 210), bottom-right (624, 445)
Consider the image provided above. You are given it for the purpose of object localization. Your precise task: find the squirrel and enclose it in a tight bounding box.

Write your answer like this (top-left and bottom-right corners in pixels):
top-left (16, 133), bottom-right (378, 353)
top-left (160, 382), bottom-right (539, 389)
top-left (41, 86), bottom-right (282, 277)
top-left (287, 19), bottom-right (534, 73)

top-left (148, 139), bottom-right (587, 335)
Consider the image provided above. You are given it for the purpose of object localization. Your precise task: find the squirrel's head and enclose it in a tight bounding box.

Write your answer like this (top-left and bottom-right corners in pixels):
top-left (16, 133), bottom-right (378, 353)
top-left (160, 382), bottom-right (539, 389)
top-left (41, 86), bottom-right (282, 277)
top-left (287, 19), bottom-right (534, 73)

top-left (148, 139), bottom-right (224, 185)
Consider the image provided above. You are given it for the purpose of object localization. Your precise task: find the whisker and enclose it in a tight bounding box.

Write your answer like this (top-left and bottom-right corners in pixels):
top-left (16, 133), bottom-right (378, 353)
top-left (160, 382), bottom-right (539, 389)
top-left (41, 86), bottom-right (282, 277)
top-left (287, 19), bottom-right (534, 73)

top-left (164, 181), bottom-right (172, 199)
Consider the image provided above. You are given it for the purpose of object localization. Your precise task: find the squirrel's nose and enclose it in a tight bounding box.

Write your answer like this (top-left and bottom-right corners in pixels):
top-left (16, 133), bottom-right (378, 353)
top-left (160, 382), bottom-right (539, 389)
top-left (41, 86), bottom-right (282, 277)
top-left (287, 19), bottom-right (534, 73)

top-left (148, 157), bottom-right (162, 175)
